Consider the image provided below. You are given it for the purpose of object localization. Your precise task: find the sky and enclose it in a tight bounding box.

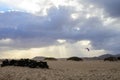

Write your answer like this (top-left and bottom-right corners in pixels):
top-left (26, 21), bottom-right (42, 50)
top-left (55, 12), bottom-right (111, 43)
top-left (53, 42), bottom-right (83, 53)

top-left (0, 0), bottom-right (120, 58)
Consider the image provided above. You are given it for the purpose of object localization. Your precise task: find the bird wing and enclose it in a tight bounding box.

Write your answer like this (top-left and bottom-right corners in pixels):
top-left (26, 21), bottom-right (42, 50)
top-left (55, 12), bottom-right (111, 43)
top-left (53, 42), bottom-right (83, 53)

top-left (86, 48), bottom-right (90, 51)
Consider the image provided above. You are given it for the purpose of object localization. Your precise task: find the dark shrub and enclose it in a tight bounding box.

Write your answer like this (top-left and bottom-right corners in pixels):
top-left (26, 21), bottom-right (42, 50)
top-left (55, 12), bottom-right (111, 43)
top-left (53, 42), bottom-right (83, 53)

top-left (117, 57), bottom-right (120, 60)
top-left (37, 61), bottom-right (49, 68)
top-left (67, 57), bottom-right (83, 61)
top-left (1, 59), bottom-right (9, 67)
top-left (9, 59), bottom-right (18, 66)
top-left (1, 59), bottom-right (49, 69)
top-left (104, 57), bottom-right (118, 61)
top-left (28, 60), bottom-right (38, 68)
top-left (45, 57), bottom-right (57, 61)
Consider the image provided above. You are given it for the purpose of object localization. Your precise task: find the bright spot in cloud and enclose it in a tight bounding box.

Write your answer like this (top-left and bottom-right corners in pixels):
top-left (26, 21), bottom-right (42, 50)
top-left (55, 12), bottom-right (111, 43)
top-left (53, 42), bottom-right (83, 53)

top-left (0, 11), bottom-right (5, 13)
top-left (86, 14), bottom-right (91, 19)
top-left (57, 39), bottom-right (66, 43)
top-left (51, 0), bottom-right (62, 7)
top-left (74, 27), bottom-right (80, 31)
top-left (71, 13), bottom-right (79, 20)
top-left (0, 38), bottom-right (13, 44)
top-left (79, 40), bottom-right (91, 46)
top-left (19, 0), bottom-right (40, 13)
top-left (89, 5), bottom-right (94, 8)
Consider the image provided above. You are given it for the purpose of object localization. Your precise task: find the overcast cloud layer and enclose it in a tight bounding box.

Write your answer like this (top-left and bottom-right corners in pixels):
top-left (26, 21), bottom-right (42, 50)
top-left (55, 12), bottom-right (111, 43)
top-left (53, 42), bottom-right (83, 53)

top-left (0, 0), bottom-right (120, 58)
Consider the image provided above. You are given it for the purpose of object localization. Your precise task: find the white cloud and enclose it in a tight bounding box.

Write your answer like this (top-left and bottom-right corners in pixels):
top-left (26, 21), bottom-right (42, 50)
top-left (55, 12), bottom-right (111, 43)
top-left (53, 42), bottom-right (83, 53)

top-left (71, 13), bottom-right (79, 20)
top-left (57, 39), bottom-right (66, 44)
top-left (0, 0), bottom-right (78, 15)
top-left (78, 40), bottom-right (91, 46)
top-left (0, 40), bottom-right (106, 58)
top-left (0, 38), bottom-right (13, 44)
top-left (0, 0), bottom-right (50, 15)
top-left (0, 11), bottom-right (5, 13)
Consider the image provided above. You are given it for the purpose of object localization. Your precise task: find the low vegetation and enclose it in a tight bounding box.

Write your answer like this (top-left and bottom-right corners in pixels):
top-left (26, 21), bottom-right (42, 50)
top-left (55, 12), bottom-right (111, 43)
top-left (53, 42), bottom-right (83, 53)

top-left (117, 57), bottom-right (120, 60)
top-left (67, 57), bottom-right (83, 61)
top-left (45, 57), bottom-right (57, 61)
top-left (1, 59), bottom-right (49, 68)
top-left (104, 57), bottom-right (118, 61)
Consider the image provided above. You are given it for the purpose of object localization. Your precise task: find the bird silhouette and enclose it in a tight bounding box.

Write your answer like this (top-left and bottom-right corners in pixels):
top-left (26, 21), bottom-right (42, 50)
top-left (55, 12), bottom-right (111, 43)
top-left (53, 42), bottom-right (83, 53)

top-left (85, 48), bottom-right (90, 51)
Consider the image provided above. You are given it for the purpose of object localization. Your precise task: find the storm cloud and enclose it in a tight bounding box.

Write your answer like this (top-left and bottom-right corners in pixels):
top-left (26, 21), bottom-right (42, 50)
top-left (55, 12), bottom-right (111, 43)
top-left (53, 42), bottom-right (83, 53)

top-left (0, 0), bottom-right (120, 58)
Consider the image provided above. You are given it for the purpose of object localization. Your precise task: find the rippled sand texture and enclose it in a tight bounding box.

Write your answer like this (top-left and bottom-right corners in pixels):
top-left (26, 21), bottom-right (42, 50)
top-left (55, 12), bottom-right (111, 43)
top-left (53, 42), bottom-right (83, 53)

top-left (0, 60), bottom-right (120, 80)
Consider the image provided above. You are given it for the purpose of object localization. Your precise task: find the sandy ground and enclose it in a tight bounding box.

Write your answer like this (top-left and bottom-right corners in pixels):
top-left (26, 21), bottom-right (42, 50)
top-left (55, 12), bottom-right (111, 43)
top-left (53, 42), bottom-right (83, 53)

top-left (0, 60), bottom-right (120, 80)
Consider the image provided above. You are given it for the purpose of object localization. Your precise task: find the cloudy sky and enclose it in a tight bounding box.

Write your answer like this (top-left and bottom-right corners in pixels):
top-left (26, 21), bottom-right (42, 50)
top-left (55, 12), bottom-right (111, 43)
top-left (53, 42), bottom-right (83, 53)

top-left (0, 0), bottom-right (120, 58)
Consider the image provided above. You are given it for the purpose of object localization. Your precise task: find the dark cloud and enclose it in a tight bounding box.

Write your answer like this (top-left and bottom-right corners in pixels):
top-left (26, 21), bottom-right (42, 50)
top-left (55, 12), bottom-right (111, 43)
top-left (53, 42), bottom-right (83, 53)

top-left (0, 6), bottom-right (75, 48)
top-left (0, 4), bottom-right (120, 55)
top-left (84, 0), bottom-right (120, 17)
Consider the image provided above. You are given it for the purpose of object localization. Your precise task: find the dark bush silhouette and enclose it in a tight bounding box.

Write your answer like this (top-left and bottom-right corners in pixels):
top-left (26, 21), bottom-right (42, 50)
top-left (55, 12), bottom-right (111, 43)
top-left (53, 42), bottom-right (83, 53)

top-left (1, 59), bottom-right (9, 67)
top-left (117, 57), bottom-right (120, 60)
top-left (67, 57), bottom-right (83, 61)
top-left (45, 57), bottom-right (57, 61)
top-left (104, 57), bottom-right (118, 61)
top-left (1, 59), bottom-right (49, 69)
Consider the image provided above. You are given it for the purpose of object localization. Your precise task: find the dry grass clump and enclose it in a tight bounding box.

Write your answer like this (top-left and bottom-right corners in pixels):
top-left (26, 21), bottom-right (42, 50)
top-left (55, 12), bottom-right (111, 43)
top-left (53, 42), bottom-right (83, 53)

top-left (0, 60), bottom-right (120, 80)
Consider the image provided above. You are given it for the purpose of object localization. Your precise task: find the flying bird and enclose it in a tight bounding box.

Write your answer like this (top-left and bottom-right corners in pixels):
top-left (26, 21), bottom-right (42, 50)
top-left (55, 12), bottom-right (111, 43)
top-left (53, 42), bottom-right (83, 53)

top-left (85, 48), bottom-right (90, 51)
